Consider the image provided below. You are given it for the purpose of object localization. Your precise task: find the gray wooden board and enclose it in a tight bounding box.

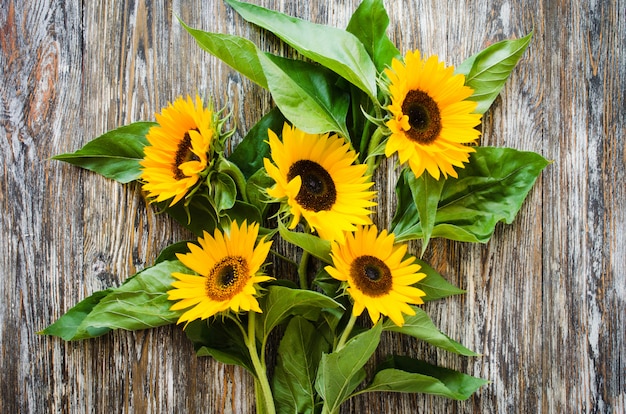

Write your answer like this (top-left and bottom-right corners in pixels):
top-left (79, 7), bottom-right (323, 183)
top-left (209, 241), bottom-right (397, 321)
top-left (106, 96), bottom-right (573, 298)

top-left (1, 0), bottom-right (624, 412)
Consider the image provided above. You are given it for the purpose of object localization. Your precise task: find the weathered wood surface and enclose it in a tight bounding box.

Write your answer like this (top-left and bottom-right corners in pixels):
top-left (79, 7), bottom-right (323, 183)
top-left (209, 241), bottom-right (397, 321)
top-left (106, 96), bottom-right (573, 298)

top-left (1, 0), bottom-right (624, 412)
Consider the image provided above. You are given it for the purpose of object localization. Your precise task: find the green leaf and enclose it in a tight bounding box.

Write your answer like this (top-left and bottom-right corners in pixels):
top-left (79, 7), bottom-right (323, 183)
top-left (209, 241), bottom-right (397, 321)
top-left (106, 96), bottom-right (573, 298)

top-left (225, 0), bottom-right (377, 99)
top-left (41, 260), bottom-right (186, 340)
top-left (405, 169), bottom-right (445, 255)
top-left (209, 171), bottom-right (238, 213)
top-left (159, 195), bottom-right (218, 237)
top-left (392, 147), bottom-right (550, 243)
top-left (414, 259), bottom-right (465, 301)
top-left (277, 219), bottom-right (331, 263)
top-left (154, 241), bottom-right (190, 264)
top-left (273, 316), bottom-right (330, 414)
top-left (180, 19), bottom-right (267, 88)
top-left (346, 0), bottom-right (400, 72)
top-left (344, 0), bottom-right (399, 152)
top-left (349, 85), bottom-right (377, 160)
top-left (228, 107), bottom-right (286, 179)
top-left (184, 318), bottom-right (254, 373)
top-left (257, 285), bottom-right (342, 342)
top-left (216, 157), bottom-right (247, 201)
top-left (361, 356), bottom-right (488, 400)
top-left (432, 147), bottom-right (549, 242)
top-left (40, 289), bottom-right (114, 339)
top-left (319, 307), bottom-right (346, 339)
top-left (219, 201), bottom-right (263, 230)
top-left (312, 267), bottom-right (342, 299)
top-left (383, 307), bottom-right (477, 356)
top-left (390, 169), bottom-right (420, 240)
top-left (315, 323), bottom-right (382, 412)
top-left (457, 32), bottom-right (533, 114)
top-left (245, 168), bottom-right (274, 218)
top-left (258, 53), bottom-right (351, 138)
top-left (52, 122), bottom-right (154, 183)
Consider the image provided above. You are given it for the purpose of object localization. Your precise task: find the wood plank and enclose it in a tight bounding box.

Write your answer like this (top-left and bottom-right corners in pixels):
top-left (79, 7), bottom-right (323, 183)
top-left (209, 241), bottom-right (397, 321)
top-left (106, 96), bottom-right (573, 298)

top-left (0, 0), bottom-right (624, 412)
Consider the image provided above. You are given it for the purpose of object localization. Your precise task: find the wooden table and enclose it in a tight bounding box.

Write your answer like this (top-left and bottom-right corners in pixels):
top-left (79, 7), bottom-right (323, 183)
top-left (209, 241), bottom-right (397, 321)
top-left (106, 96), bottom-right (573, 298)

top-left (1, 0), bottom-right (624, 412)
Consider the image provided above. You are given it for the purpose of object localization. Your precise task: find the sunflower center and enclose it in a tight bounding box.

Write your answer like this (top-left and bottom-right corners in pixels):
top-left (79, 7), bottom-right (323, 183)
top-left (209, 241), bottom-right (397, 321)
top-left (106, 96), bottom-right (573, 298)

top-left (206, 256), bottom-right (249, 301)
top-left (350, 255), bottom-right (393, 297)
top-left (173, 129), bottom-right (201, 179)
top-left (287, 160), bottom-right (337, 212)
top-left (401, 90), bottom-right (442, 145)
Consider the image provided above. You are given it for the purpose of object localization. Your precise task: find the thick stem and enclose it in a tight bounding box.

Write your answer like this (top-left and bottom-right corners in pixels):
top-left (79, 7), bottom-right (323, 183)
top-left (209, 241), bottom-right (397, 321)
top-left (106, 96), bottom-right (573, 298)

top-left (247, 312), bottom-right (276, 414)
top-left (365, 127), bottom-right (385, 175)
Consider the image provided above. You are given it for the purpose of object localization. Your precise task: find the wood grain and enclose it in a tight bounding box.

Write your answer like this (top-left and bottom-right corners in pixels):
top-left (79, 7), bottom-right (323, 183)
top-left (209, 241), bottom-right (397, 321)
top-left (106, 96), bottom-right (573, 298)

top-left (1, 0), bottom-right (624, 412)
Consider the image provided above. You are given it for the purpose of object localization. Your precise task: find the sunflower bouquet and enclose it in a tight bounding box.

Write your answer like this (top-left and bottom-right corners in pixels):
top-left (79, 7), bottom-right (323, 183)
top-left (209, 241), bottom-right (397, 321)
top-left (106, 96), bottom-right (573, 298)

top-left (42, 1), bottom-right (548, 413)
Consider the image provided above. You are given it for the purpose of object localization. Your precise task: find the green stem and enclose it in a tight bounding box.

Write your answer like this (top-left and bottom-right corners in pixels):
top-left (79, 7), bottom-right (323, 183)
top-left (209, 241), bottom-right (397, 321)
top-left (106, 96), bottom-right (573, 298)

top-left (246, 312), bottom-right (276, 414)
top-left (365, 127), bottom-right (385, 176)
top-left (297, 250), bottom-right (310, 290)
top-left (358, 115), bottom-right (373, 158)
top-left (335, 312), bottom-right (358, 352)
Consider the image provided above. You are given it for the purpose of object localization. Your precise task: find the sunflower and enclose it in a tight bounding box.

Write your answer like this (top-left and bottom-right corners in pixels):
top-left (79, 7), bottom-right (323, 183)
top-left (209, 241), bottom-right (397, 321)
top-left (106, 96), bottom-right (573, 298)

top-left (384, 50), bottom-right (482, 179)
top-left (167, 221), bottom-right (273, 326)
top-left (140, 94), bottom-right (216, 206)
top-left (325, 225), bottom-right (426, 327)
top-left (263, 123), bottom-right (376, 242)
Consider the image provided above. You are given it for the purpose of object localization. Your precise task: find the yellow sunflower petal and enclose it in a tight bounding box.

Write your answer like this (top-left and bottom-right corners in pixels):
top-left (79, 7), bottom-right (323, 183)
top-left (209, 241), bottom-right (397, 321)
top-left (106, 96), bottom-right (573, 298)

top-left (140, 94), bottom-right (216, 206)
top-left (168, 221), bottom-right (272, 324)
top-left (264, 123), bottom-right (377, 242)
top-left (327, 225), bottom-right (427, 327)
top-left (384, 52), bottom-right (482, 179)
top-left (352, 300), bottom-right (366, 317)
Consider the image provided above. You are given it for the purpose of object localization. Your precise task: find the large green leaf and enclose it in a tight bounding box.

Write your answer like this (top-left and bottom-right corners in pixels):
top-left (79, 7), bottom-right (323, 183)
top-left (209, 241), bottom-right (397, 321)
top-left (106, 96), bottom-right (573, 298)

top-left (39, 289), bottom-right (113, 340)
top-left (383, 307), bottom-right (477, 356)
top-left (273, 316), bottom-right (329, 414)
top-left (345, 0), bottom-right (398, 153)
top-left (315, 323), bottom-right (382, 412)
top-left (228, 107), bottom-right (286, 179)
top-left (225, 0), bottom-right (377, 99)
top-left (180, 20), bottom-right (267, 88)
top-left (258, 53), bottom-right (350, 138)
top-left (360, 356), bottom-right (488, 400)
top-left (457, 32), bottom-right (533, 114)
top-left (346, 0), bottom-right (400, 72)
top-left (277, 220), bottom-right (332, 263)
top-left (414, 259), bottom-right (465, 301)
top-left (432, 147), bottom-right (549, 242)
top-left (41, 260), bottom-right (186, 340)
top-left (392, 147), bottom-right (550, 243)
top-left (257, 285), bottom-right (341, 342)
top-left (52, 122), bottom-right (154, 183)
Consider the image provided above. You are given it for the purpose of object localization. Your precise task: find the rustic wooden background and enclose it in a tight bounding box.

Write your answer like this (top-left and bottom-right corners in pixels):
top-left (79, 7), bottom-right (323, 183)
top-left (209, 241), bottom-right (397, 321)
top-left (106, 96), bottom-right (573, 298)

top-left (1, 0), bottom-right (624, 412)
